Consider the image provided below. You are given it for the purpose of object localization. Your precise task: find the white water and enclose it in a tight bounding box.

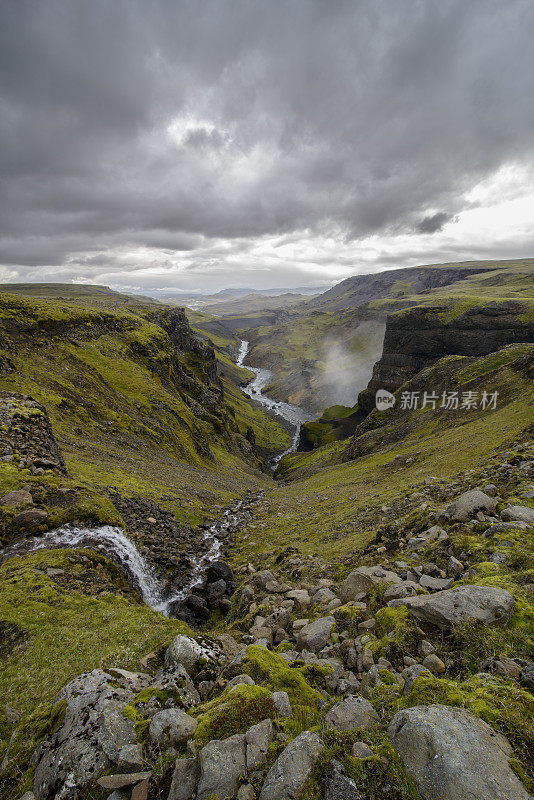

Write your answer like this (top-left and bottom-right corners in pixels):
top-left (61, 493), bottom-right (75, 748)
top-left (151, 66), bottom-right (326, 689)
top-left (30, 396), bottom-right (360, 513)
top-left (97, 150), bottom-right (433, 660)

top-left (1, 524), bottom-right (166, 609)
top-left (0, 503), bottom-right (244, 617)
top-left (0, 342), bottom-right (311, 614)
top-left (237, 340), bottom-right (313, 467)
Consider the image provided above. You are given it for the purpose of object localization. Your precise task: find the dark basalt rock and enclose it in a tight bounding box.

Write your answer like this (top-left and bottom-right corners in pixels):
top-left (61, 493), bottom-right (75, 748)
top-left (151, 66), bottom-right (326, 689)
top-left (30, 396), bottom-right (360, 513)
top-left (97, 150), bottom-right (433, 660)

top-left (367, 300), bottom-right (534, 397)
top-left (342, 302), bottom-right (534, 461)
top-left (206, 560), bottom-right (234, 584)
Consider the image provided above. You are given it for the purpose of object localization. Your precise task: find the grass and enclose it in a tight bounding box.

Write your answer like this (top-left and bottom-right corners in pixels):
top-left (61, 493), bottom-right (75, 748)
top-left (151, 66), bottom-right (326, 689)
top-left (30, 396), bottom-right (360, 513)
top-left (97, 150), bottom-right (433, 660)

top-left (0, 548), bottom-right (190, 799)
top-left (233, 353), bottom-right (532, 565)
top-left (0, 290), bottom-right (280, 526)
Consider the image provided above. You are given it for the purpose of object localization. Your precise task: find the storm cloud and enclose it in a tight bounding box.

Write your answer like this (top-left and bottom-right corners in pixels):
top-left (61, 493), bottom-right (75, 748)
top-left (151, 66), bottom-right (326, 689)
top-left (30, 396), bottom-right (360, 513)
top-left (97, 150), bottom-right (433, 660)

top-left (1, 0), bottom-right (533, 291)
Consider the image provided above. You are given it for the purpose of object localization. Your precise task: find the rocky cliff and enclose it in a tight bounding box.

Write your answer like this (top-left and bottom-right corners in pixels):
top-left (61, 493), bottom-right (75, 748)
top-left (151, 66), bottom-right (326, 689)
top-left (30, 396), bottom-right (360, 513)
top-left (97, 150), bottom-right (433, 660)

top-left (358, 300), bottom-right (534, 416)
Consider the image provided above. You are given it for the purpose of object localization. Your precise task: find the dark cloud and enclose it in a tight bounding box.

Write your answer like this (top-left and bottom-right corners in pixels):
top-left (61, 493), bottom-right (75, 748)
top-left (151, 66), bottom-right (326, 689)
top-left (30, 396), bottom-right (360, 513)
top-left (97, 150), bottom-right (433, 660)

top-left (1, 0), bottom-right (533, 289)
top-left (416, 212), bottom-right (457, 234)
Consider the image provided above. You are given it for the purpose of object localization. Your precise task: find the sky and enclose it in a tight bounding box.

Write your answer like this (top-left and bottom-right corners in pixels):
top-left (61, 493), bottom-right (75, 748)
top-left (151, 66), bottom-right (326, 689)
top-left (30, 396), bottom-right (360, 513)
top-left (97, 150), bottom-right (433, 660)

top-left (1, 0), bottom-right (534, 295)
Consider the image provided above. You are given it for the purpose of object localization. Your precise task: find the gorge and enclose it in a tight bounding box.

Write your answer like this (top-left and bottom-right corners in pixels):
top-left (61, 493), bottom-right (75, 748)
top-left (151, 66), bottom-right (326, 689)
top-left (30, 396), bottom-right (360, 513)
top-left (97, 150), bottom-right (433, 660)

top-left (0, 260), bottom-right (533, 800)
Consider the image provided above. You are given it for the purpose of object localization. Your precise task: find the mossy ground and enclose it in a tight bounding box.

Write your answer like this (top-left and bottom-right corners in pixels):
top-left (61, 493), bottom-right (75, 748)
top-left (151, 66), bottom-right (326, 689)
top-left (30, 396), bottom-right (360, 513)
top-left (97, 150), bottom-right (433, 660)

top-left (0, 290), bottom-right (281, 529)
top-left (0, 547), bottom-right (191, 799)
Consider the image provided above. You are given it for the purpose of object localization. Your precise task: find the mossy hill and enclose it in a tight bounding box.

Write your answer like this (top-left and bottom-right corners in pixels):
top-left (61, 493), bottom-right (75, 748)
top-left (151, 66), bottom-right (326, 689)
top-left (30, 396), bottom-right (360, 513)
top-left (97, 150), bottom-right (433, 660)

top-left (0, 268), bottom-right (533, 800)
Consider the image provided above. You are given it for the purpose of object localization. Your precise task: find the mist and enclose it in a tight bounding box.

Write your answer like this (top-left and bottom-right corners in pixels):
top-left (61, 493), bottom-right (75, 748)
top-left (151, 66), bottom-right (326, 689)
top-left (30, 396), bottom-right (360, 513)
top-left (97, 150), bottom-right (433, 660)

top-left (315, 321), bottom-right (386, 409)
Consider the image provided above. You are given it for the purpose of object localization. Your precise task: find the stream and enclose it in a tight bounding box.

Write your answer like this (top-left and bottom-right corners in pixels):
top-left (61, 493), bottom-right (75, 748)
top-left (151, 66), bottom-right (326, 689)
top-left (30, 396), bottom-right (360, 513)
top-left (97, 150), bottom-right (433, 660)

top-left (0, 501), bottom-right (246, 617)
top-left (237, 340), bottom-right (314, 468)
top-left (0, 343), bottom-right (311, 616)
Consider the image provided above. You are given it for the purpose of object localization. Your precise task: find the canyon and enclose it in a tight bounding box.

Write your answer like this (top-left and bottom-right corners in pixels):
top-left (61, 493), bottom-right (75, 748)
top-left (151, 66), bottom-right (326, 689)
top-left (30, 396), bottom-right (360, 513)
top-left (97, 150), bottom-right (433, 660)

top-left (0, 258), bottom-right (533, 800)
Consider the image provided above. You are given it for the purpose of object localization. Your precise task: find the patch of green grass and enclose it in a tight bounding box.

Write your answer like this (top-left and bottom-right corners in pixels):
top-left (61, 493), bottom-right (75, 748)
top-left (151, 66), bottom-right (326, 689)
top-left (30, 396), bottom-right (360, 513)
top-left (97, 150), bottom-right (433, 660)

top-left (0, 548), bottom-right (190, 799)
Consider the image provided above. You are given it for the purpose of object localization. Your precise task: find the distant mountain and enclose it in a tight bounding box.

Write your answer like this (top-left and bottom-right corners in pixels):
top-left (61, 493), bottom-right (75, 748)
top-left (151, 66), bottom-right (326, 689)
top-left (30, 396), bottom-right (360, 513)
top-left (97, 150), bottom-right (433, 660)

top-left (303, 262), bottom-right (504, 311)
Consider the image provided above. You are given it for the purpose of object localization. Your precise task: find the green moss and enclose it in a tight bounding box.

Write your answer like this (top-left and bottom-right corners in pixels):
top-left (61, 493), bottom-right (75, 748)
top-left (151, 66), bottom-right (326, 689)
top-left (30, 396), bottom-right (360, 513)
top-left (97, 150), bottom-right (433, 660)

top-left (304, 727), bottom-right (423, 800)
top-left (510, 758), bottom-right (534, 794)
top-left (406, 674), bottom-right (534, 761)
top-left (123, 703), bottom-right (150, 740)
top-left (193, 683), bottom-right (276, 746)
top-left (241, 645), bottom-right (324, 707)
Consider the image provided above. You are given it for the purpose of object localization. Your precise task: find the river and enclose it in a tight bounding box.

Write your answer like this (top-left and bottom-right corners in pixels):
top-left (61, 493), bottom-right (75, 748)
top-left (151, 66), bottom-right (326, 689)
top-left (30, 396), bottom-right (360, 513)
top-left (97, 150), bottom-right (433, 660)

top-left (236, 340), bottom-right (314, 468)
top-left (0, 342), bottom-right (312, 615)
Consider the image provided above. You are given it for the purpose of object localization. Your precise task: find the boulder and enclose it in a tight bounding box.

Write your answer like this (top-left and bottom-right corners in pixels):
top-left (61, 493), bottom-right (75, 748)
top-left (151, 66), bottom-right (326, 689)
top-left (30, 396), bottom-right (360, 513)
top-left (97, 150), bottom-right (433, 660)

top-left (442, 490), bottom-right (497, 522)
top-left (480, 656), bottom-right (522, 679)
top-left (383, 581), bottom-right (418, 601)
top-left (197, 733), bottom-right (247, 800)
top-left (227, 674), bottom-right (255, 688)
top-left (323, 696), bottom-right (379, 732)
top-left (196, 719), bottom-right (273, 800)
top-left (272, 691), bottom-right (292, 717)
top-left (165, 635), bottom-right (223, 674)
top-left (117, 743), bottom-right (144, 773)
top-left (11, 508), bottom-right (48, 531)
top-left (206, 579), bottom-right (227, 605)
top-left (206, 561), bottom-right (234, 583)
top-left (401, 664), bottom-right (431, 695)
top-left (296, 616), bottom-right (335, 653)
top-left (168, 756), bottom-right (200, 800)
top-left (32, 670), bottom-right (138, 800)
top-left (286, 589), bottom-right (311, 609)
top-left (245, 718), bottom-right (273, 771)
top-left (390, 585), bottom-right (515, 630)
top-left (422, 654), bottom-right (446, 674)
top-left (447, 556), bottom-right (464, 577)
top-left (351, 741), bottom-right (373, 759)
top-left (419, 575), bottom-right (454, 591)
top-left (339, 569), bottom-right (375, 602)
top-left (321, 759), bottom-right (363, 800)
top-left (520, 661), bottom-right (534, 690)
top-left (148, 708), bottom-right (197, 748)
top-left (340, 566), bottom-right (401, 602)
top-left (501, 505), bottom-right (534, 524)
top-left (97, 773), bottom-right (151, 789)
top-left (259, 730), bottom-right (324, 800)
top-left (251, 570), bottom-right (277, 589)
top-left (408, 526), bottom-right (448, 550)
top-left (263, 607), bottom-right (292, 631)
top-left (312, 587), bottom-right (338, 606)
top-left (388, 704), bottom-right (531, 800)
top-left (237, 786), bottom-right (256, 800)
top-left (0, 489), bottom-right (33, 506)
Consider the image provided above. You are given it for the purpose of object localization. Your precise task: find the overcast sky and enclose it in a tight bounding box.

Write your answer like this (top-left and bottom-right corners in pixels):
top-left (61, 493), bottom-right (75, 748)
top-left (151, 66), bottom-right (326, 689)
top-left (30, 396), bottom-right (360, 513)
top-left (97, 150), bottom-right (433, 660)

top-left (1, 0), bottom-right (533, 294)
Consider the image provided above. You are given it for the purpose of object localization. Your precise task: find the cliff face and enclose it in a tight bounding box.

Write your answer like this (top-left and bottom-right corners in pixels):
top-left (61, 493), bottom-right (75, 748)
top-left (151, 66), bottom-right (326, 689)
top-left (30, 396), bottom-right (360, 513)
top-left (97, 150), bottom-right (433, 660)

top-left (367, 300), bottom-right (534, 398)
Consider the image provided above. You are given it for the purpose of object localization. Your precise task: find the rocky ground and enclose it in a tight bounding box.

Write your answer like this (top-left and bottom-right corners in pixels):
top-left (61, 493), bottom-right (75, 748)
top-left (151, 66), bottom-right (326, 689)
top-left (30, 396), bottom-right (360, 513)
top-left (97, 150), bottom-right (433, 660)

top-left (7, 440), bottom-right (533, 800)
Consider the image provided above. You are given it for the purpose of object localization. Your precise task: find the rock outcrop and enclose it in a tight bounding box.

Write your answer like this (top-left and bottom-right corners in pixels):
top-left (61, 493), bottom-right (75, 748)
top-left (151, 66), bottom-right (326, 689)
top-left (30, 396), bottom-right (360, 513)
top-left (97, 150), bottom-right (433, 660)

top-left (367, 301), bottom-right (534, 398)
top-left (0, 391), bottom-right (67, 475)
top-left (388, 704), bottom-right (532, 800)
top-left (390, 585), bottom-right (515, 630)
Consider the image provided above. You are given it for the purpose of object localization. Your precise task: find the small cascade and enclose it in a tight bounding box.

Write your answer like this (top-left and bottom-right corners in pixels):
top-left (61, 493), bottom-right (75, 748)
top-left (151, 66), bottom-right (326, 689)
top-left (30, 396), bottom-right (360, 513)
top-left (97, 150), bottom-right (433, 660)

top-left (162, 502), bottom-right (242, 609)
top-left (0, 501), bottom-right (246, 617)
top-left (1, 524), bottom-right (165, 609)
